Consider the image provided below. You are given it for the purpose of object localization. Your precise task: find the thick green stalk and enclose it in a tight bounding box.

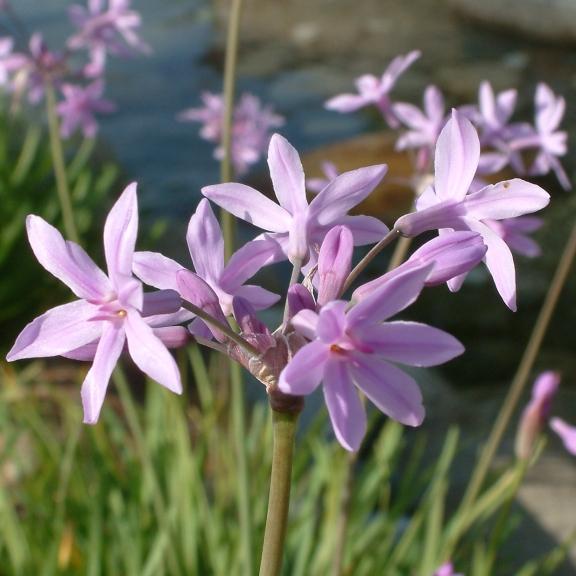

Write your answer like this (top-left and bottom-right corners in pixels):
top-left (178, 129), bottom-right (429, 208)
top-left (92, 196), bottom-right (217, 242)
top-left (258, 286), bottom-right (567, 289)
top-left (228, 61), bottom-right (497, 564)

top-left (45, 84), bottom-right (79, 243)
top-left (449, 220), bottom-right (576, 553)
top-left (220, 0), bottom-right (243, 259)
top-left (259, 410), bottom-right (299, 576)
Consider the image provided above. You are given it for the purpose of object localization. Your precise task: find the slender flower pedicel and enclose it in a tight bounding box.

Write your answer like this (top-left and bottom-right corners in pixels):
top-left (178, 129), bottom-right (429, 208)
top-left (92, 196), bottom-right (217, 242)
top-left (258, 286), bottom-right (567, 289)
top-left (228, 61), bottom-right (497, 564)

top-left (6, 184), bottom-right (183, 423)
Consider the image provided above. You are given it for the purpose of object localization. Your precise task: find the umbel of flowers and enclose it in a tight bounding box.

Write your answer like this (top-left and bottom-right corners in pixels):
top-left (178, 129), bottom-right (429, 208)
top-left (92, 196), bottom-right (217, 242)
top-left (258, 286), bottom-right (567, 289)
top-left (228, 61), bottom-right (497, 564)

top-left (7, 111), bottom-right (550, 450)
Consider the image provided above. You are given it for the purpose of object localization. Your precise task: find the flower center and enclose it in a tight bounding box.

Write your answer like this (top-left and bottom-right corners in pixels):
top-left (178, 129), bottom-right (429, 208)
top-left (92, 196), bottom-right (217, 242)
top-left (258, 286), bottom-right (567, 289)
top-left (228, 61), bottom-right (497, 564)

top-left (116, 309), bottom-right (127, 318)
top-left (330, 344), bottom-right (345, 354)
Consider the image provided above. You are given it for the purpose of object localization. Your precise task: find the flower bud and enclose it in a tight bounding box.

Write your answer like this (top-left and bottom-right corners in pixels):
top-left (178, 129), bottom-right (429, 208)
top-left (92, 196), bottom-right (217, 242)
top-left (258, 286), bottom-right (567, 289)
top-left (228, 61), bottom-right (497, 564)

top-left (141, 289), bottom-right (182, 317)
top-left (317, 225), bottom-right (353, 305)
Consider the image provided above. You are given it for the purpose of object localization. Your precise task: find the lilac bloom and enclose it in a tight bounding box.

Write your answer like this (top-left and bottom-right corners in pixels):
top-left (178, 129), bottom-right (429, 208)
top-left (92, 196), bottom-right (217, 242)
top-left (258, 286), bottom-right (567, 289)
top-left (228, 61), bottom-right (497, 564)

top-left (394, 110), bottom-right (550, 311)
top-left (0, 37), bottom-right (20, 88)
top-left (6, 183), bottom-right (182, 424)
top-left (550, 418), bottom-right (576, 456)
top-left (68, 0), bottom-right (150, 77)
top-left (307, 161), bottom-right (339, 194)
top-left (434, 562), bottom-right (464, 576)
top-left (325, 50), bottom-right (421, 127)
top-left (485, 216), bottom-right (543, 258)
top-left (133, 198), bottom-right (280, 320)
top-left (515, 371), bottom-right (560, 460)
top-left (472, 81), bottom-right (518, 145)
top-left (394, 85), bottom-right (446, 171)
top-left (279, 263), bottom-right (464, 451)
top-left (352, 231), bottom-right (487, 302)
top-left (202, 134), bottom-right (389, 265)
top-left (57, 80), bottom-right (115, 138)
top-left (180, 92), bottom-right (284, 176)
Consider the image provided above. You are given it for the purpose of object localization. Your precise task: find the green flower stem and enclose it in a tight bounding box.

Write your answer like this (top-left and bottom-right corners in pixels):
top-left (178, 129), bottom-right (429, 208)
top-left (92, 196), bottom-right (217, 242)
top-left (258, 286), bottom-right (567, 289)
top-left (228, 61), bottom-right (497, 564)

top-left (220, 0), bottom-right (243, 260)
top-left (259, 409), bottom-right (299, 576)
top-left (449, 219), bottom-right (576, 553)
top-left (45, 83), bottom-right (79, 244)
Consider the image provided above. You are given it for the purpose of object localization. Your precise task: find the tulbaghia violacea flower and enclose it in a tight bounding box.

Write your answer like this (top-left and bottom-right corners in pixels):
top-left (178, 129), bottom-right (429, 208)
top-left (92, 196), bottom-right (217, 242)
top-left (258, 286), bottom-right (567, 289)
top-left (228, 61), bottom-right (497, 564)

top-left (325, 50), bottom-right (420, 127)
top-left (394, 110), bottom-right (550, 310)
top-left (279, 263), bottom-right (464, 451)
top-left (515, 371), bottom-right (560, 460)
top-left (434, 562), bottom-right (464, 576)
top-left (6, 184), bottom-right (183, 424)
top-left (550, 417), bottom-right (576, 456)
top-left (394, 85), bottom-right (446, 171)
top-left (57, 79), bottom-right (115, 138)
top-left (352, 231), bottom-right (487, 302)
top-left (485, 216), bottom-right (543, 258)
top-left (203, 134), bottom-right (389, 265)
top-left (133, 198), bottom-right (280, 325)
top-left (471, 81), bottom-right (518, 146)
top-left (68, 0), bottom-right (150, 77)
top-left (306, 161), bottom-right (339, 194)
top-left (179, 92), bottom-right (284, 176)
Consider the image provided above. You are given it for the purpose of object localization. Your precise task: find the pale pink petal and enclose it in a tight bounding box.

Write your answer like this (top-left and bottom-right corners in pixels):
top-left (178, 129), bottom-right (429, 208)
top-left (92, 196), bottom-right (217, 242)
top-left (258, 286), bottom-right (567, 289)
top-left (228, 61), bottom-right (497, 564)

top-left (268, 134), bottom-right (308, 214)
top-left (349, 261), bottom-right (432, 325)
top-left (7, 300), bottom-right (101, 361)
top-left (291, 309), bottom-right (319, 340)
top-left (278, 341), bottom-right (329, 395)
top-left (350, 355), bottom-right (424, 426)
top-left (309, 165), bottom-right (388, 226)
top-left (320, 215), bottom-right (389, 245)
top-left (325, 93), bottom-right (369, 113)
top-left (317, 225), bottom-right (353, 305)
top-left (104, 182), bottom-right (139, 284)
top-left (317, 301), bottom-right (348, 343)
top-left (234, 284), bottom-right (280, 310)
top-left (202, 183), bottom-right (291, 233)
top-left (434, 110), bottom-right (480, 202)
top-left (464, 179), bottom-right (550, 221)
top-left (186, 199), bottom-right (224, 281)
top-left (132, 251), bottom-right (183, 291)
top-left (550, 418), bottom-right (576, 456)
top-left (323, 360), bottom-right (366, 451)
top-left (81, 322), bottom-right (126, 424)
top-left (358, 321), bottom-right (464, 366)
top-left (125, 310), bottom-right (182, 394)
top-left (26, 215), bottom-right (111, 300)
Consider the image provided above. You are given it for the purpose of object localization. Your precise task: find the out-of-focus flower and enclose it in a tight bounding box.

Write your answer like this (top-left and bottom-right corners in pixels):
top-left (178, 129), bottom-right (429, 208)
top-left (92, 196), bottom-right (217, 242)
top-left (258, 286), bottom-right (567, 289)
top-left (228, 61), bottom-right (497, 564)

top-left (395, 110), bottom-right (550, 310)
top-left (485, 216), bottom-right (543, 258)
top-left (325, 50), bottom-right (421, 127)
top-left (550, 418), bottom-right (576, 456)
top-left (515, 371), bottom-right (560, 460)
top-left (179, 92), bottom-right (284, 176)
top-left (203, 133), bottom-right (389, 265)
top-left (68, 0), bottom-right (150, 77)
top-left (133, 198), bottom-right (280, 324)
top-left (0, 37), bottom-right (20, 87)
top-left (434, 562), bottom-right (464, 576)
top-left (6, 184), bottom-right (183, 424)
top-left (57, 79), bottom-right (115, 138)
top-left (394, 85), bottom-right (446, 171)
top-left (307, 161), bottom-right (339, 194)
top-left (279, 263), bottom-right (464, 451)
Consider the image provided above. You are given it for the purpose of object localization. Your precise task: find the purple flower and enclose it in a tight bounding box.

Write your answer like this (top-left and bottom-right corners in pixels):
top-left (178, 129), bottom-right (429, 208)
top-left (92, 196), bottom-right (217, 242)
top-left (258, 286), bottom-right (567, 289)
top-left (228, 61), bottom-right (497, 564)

top-left (472, 81), bottom-right (518, 145)
top-left (325, 50), bottom-right (420, 127)
top-left (394, 85), bottom-right (446, 171)
top-left (317, 225), bottom-right (353, 306)
top-left (550, 418), bottom-right (576, 456)
top-left (394, 110), bottom-right (550, 311)
top-left (179, 92), bottom-right (284, 176)
top-left (57, 79), bottom-right (115, 138)
top-left (133, 198), bottom-right (280, 321)
top-left (279, 263), bottom-right (464, 451)
top-left (515, 371), bottom-right (560, 460)
top-left (6, 183), bottom-right (182, 424)
top-left (307, 161), bottom-right (339, 194)
top-left (68, 0), bottom-right (150, 77)
top-left (485, 216), bottom-right (543, 258)
top-left (434, 562), bottom-right (464, 576)
top-left (202, 134), bottom-right (389, 265)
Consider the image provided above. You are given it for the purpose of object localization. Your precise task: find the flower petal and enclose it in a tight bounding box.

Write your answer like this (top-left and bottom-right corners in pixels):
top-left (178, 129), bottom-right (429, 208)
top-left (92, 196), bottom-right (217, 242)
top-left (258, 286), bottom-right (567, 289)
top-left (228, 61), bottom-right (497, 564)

top-left (104, 182), bottom-right (139, 284)
top-left (330, 215), bottom-right (389, 245)
top-left (186, 199), bottom-right (224, 281)
top-left (268, 134), bottom-right (308, 214)
top-left (290, 309), bottom-right (319, 340)
top-left (309, 165), bottom-right (388, 226)
top-left (318, 225), bottom-right (353, 305)
top-left (125, 310), bottom-right (182, 394)
top-left (350, 355), bottom-right (424, 426)
top-left (434, 110), bottom-right (480, 202)
top-left (132, 251), bottom-right (183, 291)
top-left (202, 183), bottom-right (291, 233)
top-left (550, 417), bottom-right (576, 456)
top-left (26, 215), bottom-right (111, 300)
top-left (325, 93), bottom-right (369, 113)
top-left (7, 300), bottom-right (101, 361)
top-left (358, 321), bottom-right (464, 366)
top-left (464, 179), bottom-right (550, 221)
top-left (323, 360), bottom-right (366, 451)
top-left (234, 284), bottom-right (280, 310)
top-left (81, 322), bottom-right (125, 424)
top-left (278, 340), bottom-right (329, 395)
